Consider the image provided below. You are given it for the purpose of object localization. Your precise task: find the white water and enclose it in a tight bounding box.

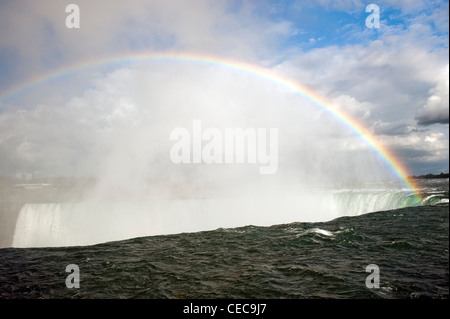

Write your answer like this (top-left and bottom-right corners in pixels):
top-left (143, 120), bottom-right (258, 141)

top-left (12, 190), bottom-right (418, 248)
top-left (330, 190), bottom-right (419, 215)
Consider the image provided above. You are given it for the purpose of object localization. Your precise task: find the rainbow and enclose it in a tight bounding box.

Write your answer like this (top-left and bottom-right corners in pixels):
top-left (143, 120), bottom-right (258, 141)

top-left (0, 51), bottom-right (423, 202)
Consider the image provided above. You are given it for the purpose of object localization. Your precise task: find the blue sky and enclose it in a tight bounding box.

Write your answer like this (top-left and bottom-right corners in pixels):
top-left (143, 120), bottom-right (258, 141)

top-left (0, 0), bottom-right (448, 179)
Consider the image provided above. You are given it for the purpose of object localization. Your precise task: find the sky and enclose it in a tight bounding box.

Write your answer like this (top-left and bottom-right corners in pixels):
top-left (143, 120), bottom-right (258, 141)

top-left (0, 0), bottom-right (448, 182)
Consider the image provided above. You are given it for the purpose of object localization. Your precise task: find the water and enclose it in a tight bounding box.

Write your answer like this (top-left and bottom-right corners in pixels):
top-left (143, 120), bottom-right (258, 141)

top-left (11, 185), bottom-right (425, 248)
top-left (0, 179), bottom-right (448, 299)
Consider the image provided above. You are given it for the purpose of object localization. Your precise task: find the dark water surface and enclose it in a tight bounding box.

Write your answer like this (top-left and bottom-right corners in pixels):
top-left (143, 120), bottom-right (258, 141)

top-left (1, 203), bottom-right (448, 299)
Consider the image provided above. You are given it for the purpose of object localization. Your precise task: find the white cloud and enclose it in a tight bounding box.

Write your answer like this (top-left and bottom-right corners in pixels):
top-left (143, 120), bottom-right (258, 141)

top-left (381, 0), bottom-right (428, 13)
top-left (415, 65), bottom-right (449, 125)
top-left (425, 132), bottom-right (444, 143)
top-left (0, 0), bottom-right (296, 80)
top-left (316, 0), bottom-right (365, 12)
top-left (276, 35), bottom-right (446, 124)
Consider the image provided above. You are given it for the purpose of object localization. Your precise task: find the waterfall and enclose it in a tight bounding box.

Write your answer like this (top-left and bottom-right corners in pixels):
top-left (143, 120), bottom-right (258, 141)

top-left (12, 190), bottom-right (420, 248)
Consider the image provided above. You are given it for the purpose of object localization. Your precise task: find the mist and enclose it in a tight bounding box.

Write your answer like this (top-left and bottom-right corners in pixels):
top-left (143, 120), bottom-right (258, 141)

top-left (78, 62), bottom-right (389, 197)
top-left (5, 60), bottom-right (407, 247)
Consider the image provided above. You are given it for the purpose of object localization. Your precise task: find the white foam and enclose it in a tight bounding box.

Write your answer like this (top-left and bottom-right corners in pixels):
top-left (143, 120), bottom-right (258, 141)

top-left (310, 228), bottom-right (334, 237)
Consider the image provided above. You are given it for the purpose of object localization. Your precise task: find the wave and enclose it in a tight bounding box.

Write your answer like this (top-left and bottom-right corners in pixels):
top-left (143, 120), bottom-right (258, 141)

top-left (421, 194), bottom-right (449, 205)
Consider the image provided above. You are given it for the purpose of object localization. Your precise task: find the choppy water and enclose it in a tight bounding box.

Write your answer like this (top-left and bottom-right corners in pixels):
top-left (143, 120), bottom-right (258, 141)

top-left (0, 183), bottom-right (448, 299)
